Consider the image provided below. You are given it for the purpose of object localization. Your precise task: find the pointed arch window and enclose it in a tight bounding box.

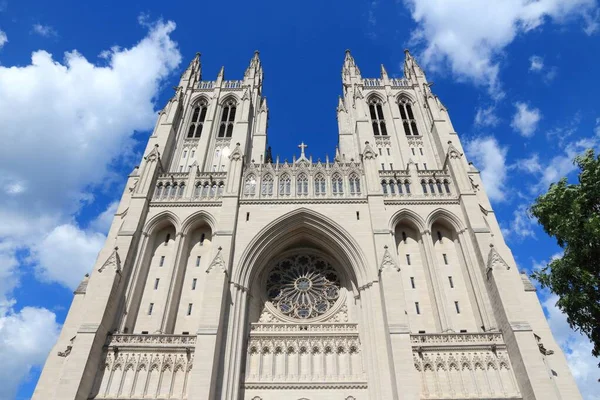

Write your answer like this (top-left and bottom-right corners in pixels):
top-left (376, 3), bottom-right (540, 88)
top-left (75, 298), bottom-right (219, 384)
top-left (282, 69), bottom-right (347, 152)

top-left (332, 174), bottom-right (343, 195)
top-left (398, 97), bottom-right (419, 136)
top-left (177, 183), bottom-right (185, 198)
top-left (217, 182), bottom-right (224, 197)
top-left (381, 180), bottom-right (388, 195)
top-left (389, 179), bottom-right (396, 195)
top-left (218, 99), bottom-right (236, 138)
top-left (429, 179), bottom-right (435, 194)
top-left (244, 175), bottom-right (257, 196)
top-left (154, 183), bottom-right (163, 199)
top-left (349, 174), bottom-right (361, 195)
top-left (436, 179), bottom-right (443, 194)
top-left (405, 180), bottom-right (411, 194)
top-left (443, 179), bottom-right (451, 194)
top-left (314, 174), bottom-right (326, 196)
top-left (194, 182), bottom-right (202, 198)
top-left (297, 173), bottom-right (308, 196)
top-left (187, 99), bottom-right (208, 138)
top-left (201, 182), bottom-right (210, 198)
top-left (279, 174), bottom-right (291, 196)
top-left (261, 174), bottom-right (274, 196)
top-left (421, 180), bottom-right (427, 193)
top-left (368, 98), bottom-right (388, 136)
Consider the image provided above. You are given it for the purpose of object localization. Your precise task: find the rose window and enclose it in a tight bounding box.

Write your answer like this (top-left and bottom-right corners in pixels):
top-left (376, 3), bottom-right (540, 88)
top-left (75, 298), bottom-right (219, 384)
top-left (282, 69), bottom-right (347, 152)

top-left (265, 253), bottom-right (341, 319)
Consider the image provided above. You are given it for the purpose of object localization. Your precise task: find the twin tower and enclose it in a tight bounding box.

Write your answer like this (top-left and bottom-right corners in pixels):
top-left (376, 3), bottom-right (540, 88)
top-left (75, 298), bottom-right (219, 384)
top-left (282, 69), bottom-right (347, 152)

top-left (33, 50), bottom-right (582, 400)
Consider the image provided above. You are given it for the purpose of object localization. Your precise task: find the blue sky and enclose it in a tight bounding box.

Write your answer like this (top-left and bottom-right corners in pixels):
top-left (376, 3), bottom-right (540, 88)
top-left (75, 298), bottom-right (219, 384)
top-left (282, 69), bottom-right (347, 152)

top-left (0, 0), bottom-right (599, 399)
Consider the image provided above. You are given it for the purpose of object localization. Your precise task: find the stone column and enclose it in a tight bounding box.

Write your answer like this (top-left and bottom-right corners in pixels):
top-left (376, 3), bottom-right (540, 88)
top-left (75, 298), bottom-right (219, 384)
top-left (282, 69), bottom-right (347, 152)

top-left (161, 232), bottom-right (188, 333)
top-left (420, 230), bottom-right (451, 332)
top-left (186, 242), bottom-right (231, 400)
top-left (379, 245), bottom-right (420, 400)
top-left (457, 229), bottom-right (496, 331)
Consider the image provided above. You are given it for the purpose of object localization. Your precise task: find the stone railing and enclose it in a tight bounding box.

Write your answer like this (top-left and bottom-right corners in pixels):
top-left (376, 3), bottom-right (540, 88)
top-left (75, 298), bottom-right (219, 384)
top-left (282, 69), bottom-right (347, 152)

top-left (96, 334), bottom-right (195, 399)
top-left (379, 169), bottom-right (455, 199)
top-left (223, 80), bottom-right (243, 89)
top-left (362, 77), bottom-right (411, 88)
top-left (107, 333), bottom-right (196, 349)
top-left (411, 332), bottom-right (504, 349)
top-left (410, 332), bottom-right (520, 399)
top-left (198, 80), bottom-right (214, 89)
top-left (241, 160), bottom-right (366, 202)
top-left (250, 323), bottom-right (358, 335)
top-left (152, 172), bottom-right (227, 203)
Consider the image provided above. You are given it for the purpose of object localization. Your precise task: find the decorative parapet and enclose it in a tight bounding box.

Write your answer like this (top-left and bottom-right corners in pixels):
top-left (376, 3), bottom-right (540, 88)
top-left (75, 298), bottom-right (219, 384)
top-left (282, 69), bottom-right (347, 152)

top-left (363, 77), bottom-right (410, 88)
top-left (151, 171), bottom-right (227, 203)
top-left (106, 334), bottom-right (196, 350)
top-left (198, 81), bottom-right (214, 90)
top-left (410, 332), bottom-right (521, 398)
top-left (379, 169), bottom-right (456, 200)
top-left (241, 160), bottom-right (365, 201)
top-left (411, 332), bottom-right (505, 350)
top-left (250, 323), bottom-right (358, 336)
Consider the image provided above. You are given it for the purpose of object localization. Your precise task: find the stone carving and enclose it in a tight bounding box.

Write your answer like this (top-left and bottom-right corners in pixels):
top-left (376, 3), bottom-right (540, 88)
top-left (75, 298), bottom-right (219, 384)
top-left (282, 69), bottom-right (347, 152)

top-left (206, 246), bottom-right (226, 274)
top-left (486, 244), bottom-right (510, 275)
top-left (362, 141), bottom-right (377, 160)
top-left (379, 245), bottom-right (399, 272)
top-left (265, 253), bottom-right (341, 320)
top-left (98, 247), bottom-right (121, 273)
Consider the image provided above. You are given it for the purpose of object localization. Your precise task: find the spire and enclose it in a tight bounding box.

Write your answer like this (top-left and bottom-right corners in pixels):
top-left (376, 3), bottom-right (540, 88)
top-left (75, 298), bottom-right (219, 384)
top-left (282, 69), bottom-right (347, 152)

top-left (342, 49), bottom-right (361, 81)
top-left (380, 64), bottom-right (389, 84)
top-left (337, 96), bottom-right (347, 113)
top-left (179, 52), bottom-right (202, 87)
top-left (244, 50), bottom-right (263, 82)
top-left (259, 96), bottom-right (268, 113)
top-left (216, 65), bottom-right (225, 85)
top-left (404, 49), bottom-right (426, 81)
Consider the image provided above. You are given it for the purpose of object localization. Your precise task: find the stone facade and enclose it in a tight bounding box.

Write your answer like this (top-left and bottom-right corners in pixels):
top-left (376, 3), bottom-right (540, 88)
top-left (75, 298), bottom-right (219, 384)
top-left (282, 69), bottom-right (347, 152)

top-left (32, 50), bottom-right (582, 400)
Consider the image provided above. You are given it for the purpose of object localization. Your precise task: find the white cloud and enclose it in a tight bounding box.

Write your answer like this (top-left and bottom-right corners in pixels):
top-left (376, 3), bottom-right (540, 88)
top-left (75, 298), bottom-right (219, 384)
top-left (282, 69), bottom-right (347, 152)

top-left (528, 55), bottom-right (558, 82)
top-left (529, 55), bottom-right (544, 72)
top-left (0, 17), bottom-right (181, 274)
top-left (0, 306), bottom-right (61, 400)
top-left (89, 201), bottom-right (119, 234)
top-left (474, 105), bottom-right (500, 127)
top-left (0, 17), bottom-right (181, 395)
top-left (542, 293), bottom-right (600, 400)
top-left (518, 121), bottom-right (600, 193)
top-left (511, 102), bottom-right (542, 137)
top-left (516, 153), bottom-right (543, 174)
top-left (503, 203), bottom-right (536, 239)
top-left (32, 24), bottom-right (57, 37)
top-left (465, 136), bottom-right (508, 202)
top-left (403, 0), bottom-right (597, 97)
top-left (33, 224), bottom-right (105, 289)
top-left (0, 29), bottom-right (7, 49)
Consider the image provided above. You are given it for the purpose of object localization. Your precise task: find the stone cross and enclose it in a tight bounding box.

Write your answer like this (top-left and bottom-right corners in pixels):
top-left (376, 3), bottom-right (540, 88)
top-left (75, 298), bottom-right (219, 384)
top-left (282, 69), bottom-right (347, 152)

top-left (298, 142), bottom-right (308, 158)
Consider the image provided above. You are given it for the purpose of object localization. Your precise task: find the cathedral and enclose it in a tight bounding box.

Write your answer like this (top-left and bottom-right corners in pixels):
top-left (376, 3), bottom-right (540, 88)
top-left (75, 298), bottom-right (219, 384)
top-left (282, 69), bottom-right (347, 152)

top-left (33, 50), bottom-right (582, 400)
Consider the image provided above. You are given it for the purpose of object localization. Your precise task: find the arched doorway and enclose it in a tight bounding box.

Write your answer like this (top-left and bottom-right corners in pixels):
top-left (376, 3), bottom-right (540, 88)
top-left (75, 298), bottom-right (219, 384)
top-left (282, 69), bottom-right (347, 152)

top-left (221, 209), bottom-right (394, 400)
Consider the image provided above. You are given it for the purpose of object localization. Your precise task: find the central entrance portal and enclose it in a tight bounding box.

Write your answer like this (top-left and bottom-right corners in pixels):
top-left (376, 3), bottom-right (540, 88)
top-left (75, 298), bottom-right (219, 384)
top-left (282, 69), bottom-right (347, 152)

top-left (242, 249), bottom-right (368, 400)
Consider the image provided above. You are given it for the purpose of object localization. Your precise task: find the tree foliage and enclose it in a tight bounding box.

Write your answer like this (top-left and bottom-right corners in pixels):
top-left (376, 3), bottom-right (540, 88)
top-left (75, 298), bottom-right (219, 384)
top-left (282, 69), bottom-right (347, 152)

top-left (530, 149), bottom-right (600, 362)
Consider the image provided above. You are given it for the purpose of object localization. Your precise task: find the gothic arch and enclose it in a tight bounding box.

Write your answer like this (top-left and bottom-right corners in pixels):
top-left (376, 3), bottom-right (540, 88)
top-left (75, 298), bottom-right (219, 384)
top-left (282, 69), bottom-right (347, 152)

top-left (395, 91), bottom-right (417, 104)
top-left (425, 208), bottom-right (465, 233)
top-left (366, 92), bottom-right (386, 104)
top-left (389, 208), bottom-right (427, 233)
top-left (142, 211), bottom-right (182, 236)
top-left (180, 210), bottom-right (218, 235)
top-left (232, 208), bottom-right (370, 289)
top-left (219, 94), bottom-right (240, 105)
top-left (190, 94), bottom-right (210, 106)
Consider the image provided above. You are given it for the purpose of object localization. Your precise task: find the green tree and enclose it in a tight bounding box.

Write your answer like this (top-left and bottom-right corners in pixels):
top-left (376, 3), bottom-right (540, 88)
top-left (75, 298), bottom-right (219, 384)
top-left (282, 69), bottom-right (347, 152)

top-left (530, 149), bottom-right (600, 364)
